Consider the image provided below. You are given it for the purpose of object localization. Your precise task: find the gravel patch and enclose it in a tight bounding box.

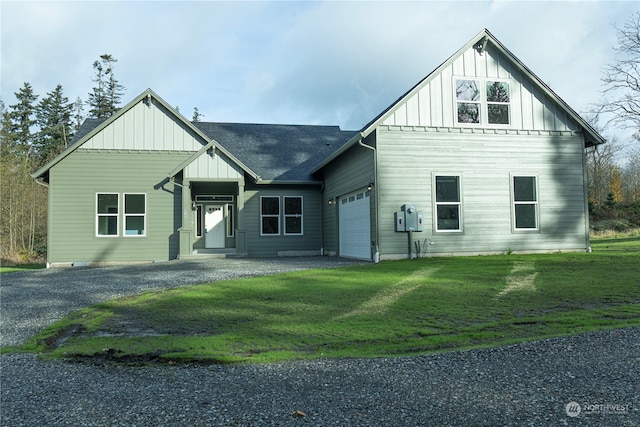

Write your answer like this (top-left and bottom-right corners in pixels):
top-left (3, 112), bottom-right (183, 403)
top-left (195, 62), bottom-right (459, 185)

top-left (0, 257), bottom-right (363, 347)
top-left (1, 258), bottom-right (639, 426)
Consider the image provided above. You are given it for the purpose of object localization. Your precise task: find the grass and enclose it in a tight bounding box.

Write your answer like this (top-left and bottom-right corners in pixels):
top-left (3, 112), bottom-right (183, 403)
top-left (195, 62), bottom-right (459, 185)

top-left (0, 263), bottom-right (45, 274)
top-left (7, 237), bottom-right (640, 365)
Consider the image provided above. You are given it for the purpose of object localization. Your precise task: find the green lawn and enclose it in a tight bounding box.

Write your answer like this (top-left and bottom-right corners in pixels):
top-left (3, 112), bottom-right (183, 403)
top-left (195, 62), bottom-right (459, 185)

top-left (0, 263), bottom-right (45, 274)
top-left (12, 237), bottom-right (640, 365)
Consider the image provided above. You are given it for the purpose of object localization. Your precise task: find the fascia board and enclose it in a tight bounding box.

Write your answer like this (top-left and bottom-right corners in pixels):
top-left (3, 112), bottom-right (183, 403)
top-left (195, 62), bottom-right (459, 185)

top-left (480, 29), bottom-right (605, 146)
top-left (32, 89), bottom-right (160, 179)
top-left (353, 28), bottom-right (604, 147)
top-left (167, 139), bottom-right (259, 182)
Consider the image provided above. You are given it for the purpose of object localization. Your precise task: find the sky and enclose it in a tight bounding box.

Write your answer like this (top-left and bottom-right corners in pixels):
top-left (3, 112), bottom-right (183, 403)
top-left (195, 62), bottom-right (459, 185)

top-left (1, 0), bottom-right (638, 141)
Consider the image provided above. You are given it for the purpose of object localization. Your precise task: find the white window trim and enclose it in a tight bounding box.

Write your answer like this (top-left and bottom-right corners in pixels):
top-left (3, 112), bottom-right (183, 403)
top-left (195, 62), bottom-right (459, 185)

top-left (511, 174), bottom-right (540, 232)
top-left (283, 196), bottom-right (304, 236)
top-left (260, 196), bottom-right (280, 236)
top-left (432, 174), bottom-right (464, 233)
top-left (454, 77), bottom-right (511, 127)
top-left (123, 193), bottom-right (147, 237)
top-left (96, 193), bottom-right (119, 237)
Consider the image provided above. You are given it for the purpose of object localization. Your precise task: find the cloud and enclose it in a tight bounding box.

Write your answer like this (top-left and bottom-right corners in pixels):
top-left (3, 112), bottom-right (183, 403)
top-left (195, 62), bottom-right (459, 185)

top-left (1, 0), bottom-right (638, 139)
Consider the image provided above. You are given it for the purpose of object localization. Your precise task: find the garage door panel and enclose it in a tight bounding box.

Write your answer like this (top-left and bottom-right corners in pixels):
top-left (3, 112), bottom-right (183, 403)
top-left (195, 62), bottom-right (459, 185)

top-left (339, 191), bottom-right (371, 260)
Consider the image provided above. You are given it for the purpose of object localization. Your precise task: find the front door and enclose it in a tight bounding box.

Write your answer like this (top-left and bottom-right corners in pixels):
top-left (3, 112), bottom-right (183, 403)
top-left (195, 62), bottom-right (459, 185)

top-left (204, 205), bottom-right (225, 248)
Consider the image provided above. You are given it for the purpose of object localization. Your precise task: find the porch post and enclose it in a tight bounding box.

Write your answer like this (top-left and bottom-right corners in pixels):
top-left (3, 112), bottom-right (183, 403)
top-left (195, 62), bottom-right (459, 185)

top-left (235, 180), bottom-right (248, 256)
top-left (179, 178), bottom-right (193, 257)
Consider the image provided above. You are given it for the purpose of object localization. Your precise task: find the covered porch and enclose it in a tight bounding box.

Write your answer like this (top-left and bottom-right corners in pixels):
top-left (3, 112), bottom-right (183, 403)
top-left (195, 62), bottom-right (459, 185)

top-left (178, 179), bottom-right (248, 258)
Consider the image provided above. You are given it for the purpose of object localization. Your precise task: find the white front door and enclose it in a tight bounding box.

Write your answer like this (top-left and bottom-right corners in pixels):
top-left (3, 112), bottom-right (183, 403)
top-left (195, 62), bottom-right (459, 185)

top-left (204, 205), bottom-right (225, 248)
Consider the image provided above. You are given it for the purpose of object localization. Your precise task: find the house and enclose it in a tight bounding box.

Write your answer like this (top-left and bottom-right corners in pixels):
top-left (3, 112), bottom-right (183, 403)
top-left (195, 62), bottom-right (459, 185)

top-left (32, 29), bottom-right (604, 266)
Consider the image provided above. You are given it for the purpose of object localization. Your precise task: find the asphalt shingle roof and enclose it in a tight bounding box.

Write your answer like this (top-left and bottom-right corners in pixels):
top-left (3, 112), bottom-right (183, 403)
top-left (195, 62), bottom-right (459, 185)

top-left (193, 122), bottom-right (356, 181)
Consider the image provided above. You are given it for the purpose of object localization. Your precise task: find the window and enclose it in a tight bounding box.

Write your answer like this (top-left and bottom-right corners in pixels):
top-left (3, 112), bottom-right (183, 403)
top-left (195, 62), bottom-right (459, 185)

top-left (455, 79), bottom-right (510, 126)
top-left (456, 80), bottom-right (481, 124)
top-left (124, 193), bottom-right (146, 236)
top-left (261, 196), bottom-right (280, 235)
top-left (226, 204), bottom-right (234, 237)
top-left (513, 176), bottom-right (538, 230)
top-left (195, 205), bottom-right (203, 237)
top-left (96, 193), bottom-right (119, 236)
top-left (284, 196), bottom-right (303, 235)
top-left (435, 175), bottom-right (462, 232)
top-left (486, 81), bottom-right (510, 125)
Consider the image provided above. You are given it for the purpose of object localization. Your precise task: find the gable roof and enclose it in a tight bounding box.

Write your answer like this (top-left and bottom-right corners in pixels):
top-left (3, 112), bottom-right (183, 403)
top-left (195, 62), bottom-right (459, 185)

top-left (191, 122), bottom-right (356, 182)
top-left (312, 28), bottom-right (605, 174)
top-left (31, 89), bottom-right (257, 182)
top-left (31, 88), bottom-right (356, 184)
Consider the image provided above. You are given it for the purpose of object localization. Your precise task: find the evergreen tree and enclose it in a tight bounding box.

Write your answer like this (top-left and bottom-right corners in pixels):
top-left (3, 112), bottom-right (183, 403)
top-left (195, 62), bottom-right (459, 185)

top-left (88, 54), bottom-right (125, 119)
top-left (72, 97), bottom-right (85, 131)
top-left (35, 84), bottom-right (73, 164)
top-left (8, 82), bottom-right (38, 159)
top-left (192, 107), bottom-right (203, 122)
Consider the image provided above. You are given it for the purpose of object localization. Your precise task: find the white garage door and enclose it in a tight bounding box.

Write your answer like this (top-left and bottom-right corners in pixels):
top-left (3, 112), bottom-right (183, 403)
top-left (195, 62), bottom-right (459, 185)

top-left (339, 190), bottom-right (371, 260)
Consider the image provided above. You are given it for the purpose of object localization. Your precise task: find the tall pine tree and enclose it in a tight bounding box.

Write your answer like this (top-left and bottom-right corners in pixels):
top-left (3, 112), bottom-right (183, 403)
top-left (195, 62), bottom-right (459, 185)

top-left (87, 54), bottom-right (125, 119)
top-left (8, 82), bottom-right (38, 159)
top-left (35, 84), bottom-right (73, 164)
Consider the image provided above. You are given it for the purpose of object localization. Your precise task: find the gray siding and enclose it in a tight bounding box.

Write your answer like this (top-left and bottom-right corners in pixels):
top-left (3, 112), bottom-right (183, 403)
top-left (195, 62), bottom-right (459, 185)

top-left (376, 127), bottom-right (588, 258)
top-left (242, 184), bottom-right (323, 257)
top-left (48, 150), bottom-right (190, 264)
top-left (320, 142), bottom-right (375, 256)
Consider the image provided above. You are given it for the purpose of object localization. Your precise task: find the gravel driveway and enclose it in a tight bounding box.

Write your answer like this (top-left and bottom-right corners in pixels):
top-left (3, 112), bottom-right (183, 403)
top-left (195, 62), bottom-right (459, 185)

top-left (1, 258), bottom-right (638, 426)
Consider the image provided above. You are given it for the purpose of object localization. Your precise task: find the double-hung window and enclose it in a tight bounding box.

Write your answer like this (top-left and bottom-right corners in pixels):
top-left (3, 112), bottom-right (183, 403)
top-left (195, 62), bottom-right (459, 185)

top-left (486, 81), bottom-right (510, 125)
top-left (456, 80), bottom-right (481, 124)
top-left (96, 193), bottom-right (119, 236)
top-left (284, 196), bottom-right (303, 235)
top-left (124, 193), bottom-right (146, 236)
top-left (455, 79), bottom-right (510, 126)
top-left (261, 196), bottom-right (280, 235)
top-left (512, 176), bottom-right (539, 230)
top-left (434, 175), bottom-right (462, 232)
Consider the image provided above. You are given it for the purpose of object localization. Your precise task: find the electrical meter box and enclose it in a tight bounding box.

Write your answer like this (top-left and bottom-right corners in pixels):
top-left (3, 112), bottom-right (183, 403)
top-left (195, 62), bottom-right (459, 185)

top-left (395, 204), bottom-right (424, 232)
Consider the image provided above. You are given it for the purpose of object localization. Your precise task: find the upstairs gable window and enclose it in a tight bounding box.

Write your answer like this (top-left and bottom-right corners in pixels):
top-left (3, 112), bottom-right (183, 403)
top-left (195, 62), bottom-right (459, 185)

top-left (456, 79), bottom-right (510, 126)
top-left (456, 80), bottom-right (481, 124)
top-left (486, 81), bottom-right (510, 125)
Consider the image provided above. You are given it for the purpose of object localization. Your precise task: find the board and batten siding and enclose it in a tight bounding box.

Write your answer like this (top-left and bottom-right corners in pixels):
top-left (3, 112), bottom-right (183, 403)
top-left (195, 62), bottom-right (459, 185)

top-left (241, 184), bottom-right (323, 257)
top-left (82, 99), bottom-right (206, 152)
top-left (47, 150), bottom-right (190, 264)
top-left (381, 43), bottom-right (579, 133)
top-left (320, 142), bottom-right (375, 256)
top-left (184, 150), bottom-right (244, 180)
top-left (376, 128), bottom-right (588, 258)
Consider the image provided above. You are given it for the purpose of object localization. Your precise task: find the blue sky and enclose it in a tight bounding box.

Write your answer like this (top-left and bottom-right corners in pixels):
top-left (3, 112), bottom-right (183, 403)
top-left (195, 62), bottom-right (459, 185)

top-left (1, 1), bottom-right (638, 139)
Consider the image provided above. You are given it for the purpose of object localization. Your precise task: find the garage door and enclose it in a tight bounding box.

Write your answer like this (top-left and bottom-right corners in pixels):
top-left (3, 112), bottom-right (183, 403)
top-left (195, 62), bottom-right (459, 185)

top-left (339, 190), bottom-right (371, 260)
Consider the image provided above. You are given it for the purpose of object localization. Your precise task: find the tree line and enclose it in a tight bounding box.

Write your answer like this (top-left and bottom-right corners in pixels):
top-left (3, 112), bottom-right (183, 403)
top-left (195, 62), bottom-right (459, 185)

top-left (1, 14), bottom-right (639, 263)
top-left (0, 55), bottom-right (125, 263)
top-left (587, 12), bottom-right (640, 232)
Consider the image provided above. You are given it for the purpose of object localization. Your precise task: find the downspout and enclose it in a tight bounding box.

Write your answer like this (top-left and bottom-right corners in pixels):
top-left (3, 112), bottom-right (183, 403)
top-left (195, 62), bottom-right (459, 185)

top-left (34, 177), bottom-right (49, 188)
top-left (358, 138), bottom-right (380, 263)
top-left (169, 176), bottom-right (186, 188)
